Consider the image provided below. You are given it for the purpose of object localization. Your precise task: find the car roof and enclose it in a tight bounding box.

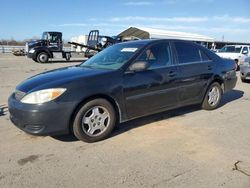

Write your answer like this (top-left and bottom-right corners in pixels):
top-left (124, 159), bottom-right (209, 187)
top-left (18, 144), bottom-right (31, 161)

top-left (117, 39), bottom-right (194, 46)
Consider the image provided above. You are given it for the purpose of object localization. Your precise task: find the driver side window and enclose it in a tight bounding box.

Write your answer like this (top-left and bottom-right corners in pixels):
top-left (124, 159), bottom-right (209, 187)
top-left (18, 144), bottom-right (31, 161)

top-left (242, 47), bottom-right (249, 54)
top-left (136, 42), bottom-right (172, 69)
top-left (49, 34), bottom-right (59, 43)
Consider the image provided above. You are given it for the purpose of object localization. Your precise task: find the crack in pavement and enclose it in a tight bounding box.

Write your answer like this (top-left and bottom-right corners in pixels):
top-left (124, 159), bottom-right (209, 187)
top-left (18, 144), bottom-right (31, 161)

top-left (152, 169), bottom-right (192, 187)
top-left (232, 161), bottom-right (250, 177)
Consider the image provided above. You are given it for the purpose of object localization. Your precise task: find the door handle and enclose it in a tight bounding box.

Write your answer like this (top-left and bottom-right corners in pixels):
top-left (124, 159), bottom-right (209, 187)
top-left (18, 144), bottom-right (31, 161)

top-left (168, 71), bottom-right (176, 77)
top-left (208, 65), bottom-right (213, 70)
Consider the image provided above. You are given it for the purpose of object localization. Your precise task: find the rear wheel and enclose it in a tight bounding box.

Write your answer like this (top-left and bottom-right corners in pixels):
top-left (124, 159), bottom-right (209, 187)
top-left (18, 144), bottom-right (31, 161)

top-left (37, 52), bottom-right (49, 63)
top-left (73, 99), bottom-right (116, 142)
top-left (202, 82), bottom-right (222, 110)
top-left (65, 53), bottom-right (71, 61)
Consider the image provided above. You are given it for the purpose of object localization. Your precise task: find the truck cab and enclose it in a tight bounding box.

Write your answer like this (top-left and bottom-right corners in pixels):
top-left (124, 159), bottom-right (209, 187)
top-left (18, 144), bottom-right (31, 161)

top-left (216, 45), bottom-right (250, 70)
top-left (26, 31), bottom-right (70, 63)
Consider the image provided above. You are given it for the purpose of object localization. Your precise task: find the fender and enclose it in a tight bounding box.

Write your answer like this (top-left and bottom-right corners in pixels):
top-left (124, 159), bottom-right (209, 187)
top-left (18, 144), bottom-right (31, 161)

top-left (33, 47), bottom-right (53, 59)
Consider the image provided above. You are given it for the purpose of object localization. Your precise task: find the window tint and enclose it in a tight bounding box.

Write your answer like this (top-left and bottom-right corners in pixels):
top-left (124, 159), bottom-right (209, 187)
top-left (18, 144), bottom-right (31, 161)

top-left (242, 47), bottom-right (248, 54)
top-left (175, 42), bottom-right (201, 64)
top-left (136, 42), bottom-right (172, 69)
top-left (199, 49), bottom-right (210, 61)
top-left (49, 34), bottom-right (59, 43)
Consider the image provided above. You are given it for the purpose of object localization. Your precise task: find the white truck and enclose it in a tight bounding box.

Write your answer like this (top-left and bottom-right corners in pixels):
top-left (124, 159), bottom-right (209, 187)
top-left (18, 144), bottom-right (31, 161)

top-left (216, 45), bottom-right (250, 70)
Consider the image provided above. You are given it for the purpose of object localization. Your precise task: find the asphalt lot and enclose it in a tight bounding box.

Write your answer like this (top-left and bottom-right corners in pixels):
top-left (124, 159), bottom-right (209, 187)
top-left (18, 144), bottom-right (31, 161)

top-left (0, 54), bottom-right (250, 188)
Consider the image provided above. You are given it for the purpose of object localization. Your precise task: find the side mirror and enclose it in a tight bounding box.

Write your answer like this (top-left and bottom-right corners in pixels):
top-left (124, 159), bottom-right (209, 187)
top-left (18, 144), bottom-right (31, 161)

top-left (128, 61), bottom-right (149, 72)
top-left (242, 50), bottom-right (248, 55)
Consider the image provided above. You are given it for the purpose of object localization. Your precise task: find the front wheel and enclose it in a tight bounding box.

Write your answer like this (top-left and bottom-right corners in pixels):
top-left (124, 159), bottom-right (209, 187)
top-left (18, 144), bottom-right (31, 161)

top-left (73, 99), bottom-right (116, 142)
top-left (241, 78), bottom-right (246, 83)
top-left (202, 82), bottom-right (222, 110)
top-left (37, 52), bottom-right (49, 63)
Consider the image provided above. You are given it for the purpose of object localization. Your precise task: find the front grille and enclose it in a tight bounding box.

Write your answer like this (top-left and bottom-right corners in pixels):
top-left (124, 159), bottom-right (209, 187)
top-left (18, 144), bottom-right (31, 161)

top-left (14, 90), bottom-right (26, 101)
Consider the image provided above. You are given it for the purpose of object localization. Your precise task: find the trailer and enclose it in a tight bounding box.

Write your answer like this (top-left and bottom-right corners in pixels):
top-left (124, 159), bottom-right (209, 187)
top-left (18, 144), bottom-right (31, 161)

top-left (69, 30), bottom-right (141, 58)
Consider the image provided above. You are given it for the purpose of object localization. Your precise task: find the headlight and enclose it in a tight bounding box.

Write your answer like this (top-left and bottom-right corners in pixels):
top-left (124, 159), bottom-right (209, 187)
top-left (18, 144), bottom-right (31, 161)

top-left (21, 88), bottom-right (66, 104)
top-left (29, 49), bottom-right (35, 53)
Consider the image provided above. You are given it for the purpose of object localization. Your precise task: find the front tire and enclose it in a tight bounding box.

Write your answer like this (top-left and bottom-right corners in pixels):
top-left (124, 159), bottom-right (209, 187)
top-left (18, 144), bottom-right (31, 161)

top-left (235, 59), bottom-right (240, 71)
top-left (73, 99), bottom-right (116, 142)
top-left (37, 52), bottom-right (49, 63)
top-left (241, 78), bottom-right (246, 82)
top-left (202, 82), bottom-right (222, 110)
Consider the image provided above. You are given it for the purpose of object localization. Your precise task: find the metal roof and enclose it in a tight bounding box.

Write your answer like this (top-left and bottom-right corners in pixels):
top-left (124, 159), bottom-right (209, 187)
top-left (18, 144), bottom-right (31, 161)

top-left (118, 27), bottom-right (214, 42)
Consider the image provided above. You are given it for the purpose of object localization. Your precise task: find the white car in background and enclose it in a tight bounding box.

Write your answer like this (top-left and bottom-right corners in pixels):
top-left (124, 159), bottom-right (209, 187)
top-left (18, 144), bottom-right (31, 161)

top-left (240, 56), bottom-right (250, 82)
top-left (216, 45), bottom-right (250, 70)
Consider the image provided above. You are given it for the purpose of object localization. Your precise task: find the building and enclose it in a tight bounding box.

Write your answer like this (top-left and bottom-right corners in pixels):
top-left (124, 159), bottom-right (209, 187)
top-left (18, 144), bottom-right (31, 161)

top-left (118, 27), bottom-right (215, 48)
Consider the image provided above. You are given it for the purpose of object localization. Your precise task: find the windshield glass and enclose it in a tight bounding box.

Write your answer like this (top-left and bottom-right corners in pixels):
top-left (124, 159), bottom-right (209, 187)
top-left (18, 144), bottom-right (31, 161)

top-left (41, 32), bottom-right (48, 40)
top-left (218, 46), bottom-right (242, 53)
top-left (80, 43), bottom-right (144, 70)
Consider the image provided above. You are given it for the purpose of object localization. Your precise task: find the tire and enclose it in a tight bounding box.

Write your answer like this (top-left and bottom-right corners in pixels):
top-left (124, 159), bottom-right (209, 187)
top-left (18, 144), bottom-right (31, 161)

top-left (37, 52), bottom-right (49, 63)
top-left (65, 53), bottom-right (71, 61)
top-left (73, 99), bottom-right (116, 142)
top-left (202, 82), bottom-right (222, 110)
top-left (241, 78), bottom-right (246, 83)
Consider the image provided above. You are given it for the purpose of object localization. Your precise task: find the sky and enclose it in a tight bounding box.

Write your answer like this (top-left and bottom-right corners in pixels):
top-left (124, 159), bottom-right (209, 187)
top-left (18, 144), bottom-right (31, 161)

top-left (0, 0), bottom-right (250, 42)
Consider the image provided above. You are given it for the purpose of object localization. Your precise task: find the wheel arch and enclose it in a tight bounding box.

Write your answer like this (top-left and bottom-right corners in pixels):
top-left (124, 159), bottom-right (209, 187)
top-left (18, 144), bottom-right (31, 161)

top-left (212, 75), bottom-right (225, 93)
top-left (68, 94), bottom-right (121, 133)
top-left (34, 49), bottom-right (53, 59)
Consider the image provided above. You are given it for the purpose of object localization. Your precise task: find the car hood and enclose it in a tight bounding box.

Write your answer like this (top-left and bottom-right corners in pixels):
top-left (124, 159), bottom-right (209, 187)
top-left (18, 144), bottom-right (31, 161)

top-left (16, 65), bottom-right (112, 93)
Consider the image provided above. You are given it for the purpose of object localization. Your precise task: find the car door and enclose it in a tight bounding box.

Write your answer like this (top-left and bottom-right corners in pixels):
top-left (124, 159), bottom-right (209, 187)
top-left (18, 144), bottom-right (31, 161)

top-left (48, 33), bottom-right (62, 52)
top-left (123, 42), bottom-right (179, 119)
top-left (173, 41), bottom-right (214, 105)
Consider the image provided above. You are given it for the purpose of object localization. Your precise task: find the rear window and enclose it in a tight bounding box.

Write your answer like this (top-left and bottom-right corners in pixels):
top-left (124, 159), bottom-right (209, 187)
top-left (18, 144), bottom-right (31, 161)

top-left (175, 42), bottom-right (210, 64)
top-left (175, 42), bottom-right (201, 64)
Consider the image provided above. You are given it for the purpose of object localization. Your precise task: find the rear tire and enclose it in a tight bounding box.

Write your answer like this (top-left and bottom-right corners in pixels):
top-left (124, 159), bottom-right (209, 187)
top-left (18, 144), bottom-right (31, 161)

top-left (65, 53), bottom-right (71, 61)
top-left (202, 82), bottom-right (222, 110)
top-left (37, 52), bottom-right (49, 63)
top-left (73, 99), bottom-right (116, 142)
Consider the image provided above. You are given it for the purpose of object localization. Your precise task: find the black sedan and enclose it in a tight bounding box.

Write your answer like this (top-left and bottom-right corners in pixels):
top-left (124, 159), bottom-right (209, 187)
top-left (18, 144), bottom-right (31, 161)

top-left (8, 39), bottom-right (237, 142)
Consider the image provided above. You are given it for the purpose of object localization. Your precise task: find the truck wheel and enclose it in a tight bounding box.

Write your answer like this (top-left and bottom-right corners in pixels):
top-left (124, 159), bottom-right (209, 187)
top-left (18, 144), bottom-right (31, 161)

top-left (73, 99), bottom-right (116, 142)
top-left (202, 82), bottom-right (222, 110)
top-left (37, 52), bottom-right (49, 63)
top-left (241, 78), bottom-right (246, 83)
top-left (65, 53), bottom-right (71, 61)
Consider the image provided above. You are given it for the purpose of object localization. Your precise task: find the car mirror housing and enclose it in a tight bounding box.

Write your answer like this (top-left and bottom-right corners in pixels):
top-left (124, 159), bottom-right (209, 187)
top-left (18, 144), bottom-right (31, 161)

top-left (128, 61), bottom-right (149, 72)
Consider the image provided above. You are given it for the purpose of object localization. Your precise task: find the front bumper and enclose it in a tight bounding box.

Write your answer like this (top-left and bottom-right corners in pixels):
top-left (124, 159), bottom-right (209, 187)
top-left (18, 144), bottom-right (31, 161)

top-left (8, 93), bottom-right (76, 136)
top-left (26, 52), bottom-right (34, 59)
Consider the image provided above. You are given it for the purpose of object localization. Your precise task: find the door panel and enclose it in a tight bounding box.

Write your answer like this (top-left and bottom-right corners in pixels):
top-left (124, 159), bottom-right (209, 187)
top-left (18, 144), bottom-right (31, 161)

top-left (177, 61), bottom-right (214, 105)
top-left (173, 41), bottom-right (215, 105)
top-left (123, 66), bottom-right (179, 119)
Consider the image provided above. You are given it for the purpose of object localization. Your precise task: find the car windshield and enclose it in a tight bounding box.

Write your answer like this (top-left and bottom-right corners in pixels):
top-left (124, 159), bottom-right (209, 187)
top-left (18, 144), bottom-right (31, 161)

top-left (80, 43), bottom-right (144, 70)
top-left (41, 32), bottom-right (48, 40)
top-left (218, 46), bottom-right (242, 53)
